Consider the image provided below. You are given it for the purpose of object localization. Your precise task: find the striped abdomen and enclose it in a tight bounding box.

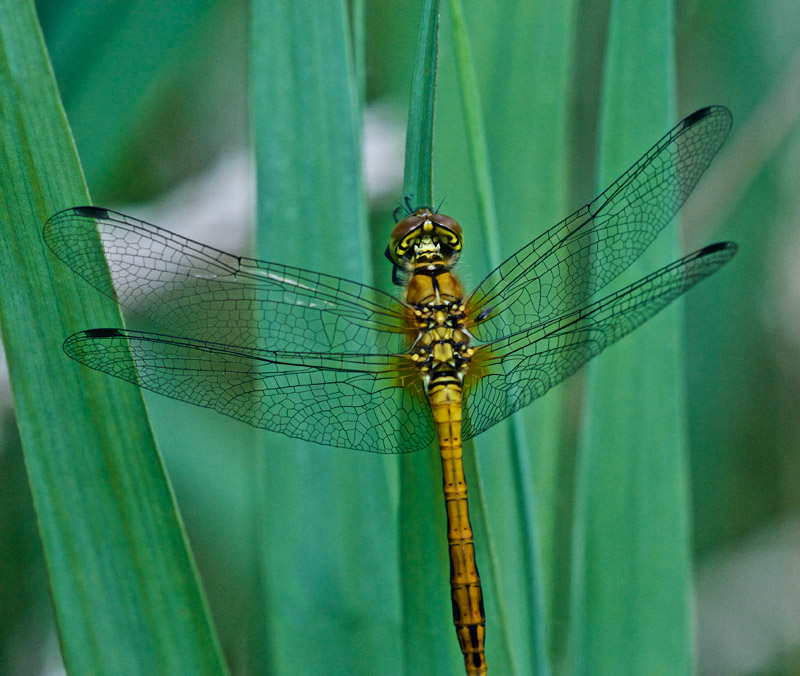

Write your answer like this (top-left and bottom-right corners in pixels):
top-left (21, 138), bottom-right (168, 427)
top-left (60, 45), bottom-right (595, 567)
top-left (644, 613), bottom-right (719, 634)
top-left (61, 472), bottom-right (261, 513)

top-left (429, 374), bottom-right (487, 676)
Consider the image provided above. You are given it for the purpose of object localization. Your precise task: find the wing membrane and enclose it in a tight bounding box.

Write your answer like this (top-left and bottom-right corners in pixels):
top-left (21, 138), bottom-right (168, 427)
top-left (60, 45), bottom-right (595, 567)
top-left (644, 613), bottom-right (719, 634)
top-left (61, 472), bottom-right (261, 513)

top-left (64, 328), bottom-right (434, 453)
top-left (44, 207), bottom-right (409, 353)
top-left (466, 106), bottom-right (732, 340)
top-left (462, 242), bottom-right (737, 440)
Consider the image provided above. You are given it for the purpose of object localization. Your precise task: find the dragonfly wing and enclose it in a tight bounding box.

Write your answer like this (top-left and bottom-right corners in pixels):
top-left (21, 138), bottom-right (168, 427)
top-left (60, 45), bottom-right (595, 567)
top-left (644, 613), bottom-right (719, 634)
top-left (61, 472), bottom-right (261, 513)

top-left (44, 207), bottom-right (409, 353)
top-left (462, 242), bottom-right (736, 440)
top-left (466, 106), bottom-right (732, 341)
top-left (64, 328), bottom-right (434, 453)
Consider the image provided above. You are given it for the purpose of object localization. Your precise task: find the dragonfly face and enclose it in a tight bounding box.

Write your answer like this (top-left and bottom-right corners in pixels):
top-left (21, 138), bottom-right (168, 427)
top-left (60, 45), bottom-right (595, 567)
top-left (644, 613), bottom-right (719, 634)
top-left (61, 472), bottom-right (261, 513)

top-left (389, 207), bottom-right (463, 267)
top-left (45, 106), bottom-right (738, 676)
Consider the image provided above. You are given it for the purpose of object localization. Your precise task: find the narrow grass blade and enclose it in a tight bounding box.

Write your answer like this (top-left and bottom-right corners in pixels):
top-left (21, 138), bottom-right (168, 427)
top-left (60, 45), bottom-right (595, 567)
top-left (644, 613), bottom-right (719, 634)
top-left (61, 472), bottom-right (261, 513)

top-left (397, 3), bottom-right (473, 674)
top-left (0, 2), bottom-right (227, 675)
top-left (570, 2), bottom-right (693, 675)
top-left (402, 0), bottom-right (440, 207)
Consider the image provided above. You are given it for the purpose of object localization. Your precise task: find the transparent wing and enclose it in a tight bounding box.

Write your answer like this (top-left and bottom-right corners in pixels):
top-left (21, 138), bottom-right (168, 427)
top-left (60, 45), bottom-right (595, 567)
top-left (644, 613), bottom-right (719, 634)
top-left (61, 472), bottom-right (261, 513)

top-left (461, 242), bottom-right (737, 440)
top-left (466, 106), bottom-right (732, 341)
top-left (64, 328), bottom-right (434, 453)
top-left (44, 207), bottom-right (409, 353)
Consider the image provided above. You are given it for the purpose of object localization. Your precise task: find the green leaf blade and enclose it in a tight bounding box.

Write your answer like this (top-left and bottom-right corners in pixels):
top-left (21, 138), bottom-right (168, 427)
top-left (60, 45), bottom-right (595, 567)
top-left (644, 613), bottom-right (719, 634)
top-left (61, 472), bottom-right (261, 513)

top-left (435, 1), bottom-right (580, 673)
top-left (402, 0), bottom-right (440, 207)
top-left (0, 2), bottom-right (228, 675)
top-left (570, 2), bottom-right (693, 675)
top-left (251, 2), bottom-right (401, 675)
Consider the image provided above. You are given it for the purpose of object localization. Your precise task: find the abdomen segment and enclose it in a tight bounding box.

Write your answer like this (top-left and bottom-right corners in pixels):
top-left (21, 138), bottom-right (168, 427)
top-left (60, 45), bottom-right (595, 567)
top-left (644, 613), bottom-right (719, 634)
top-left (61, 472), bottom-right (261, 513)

top-left (429, 378), bottom-right (487, 676)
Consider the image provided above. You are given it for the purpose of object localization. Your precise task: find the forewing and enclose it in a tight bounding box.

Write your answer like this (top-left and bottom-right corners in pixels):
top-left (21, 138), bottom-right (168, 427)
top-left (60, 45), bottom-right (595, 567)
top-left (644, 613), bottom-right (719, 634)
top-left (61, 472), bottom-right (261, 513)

top-left (466, 106), bottom-right (732, 341)
top-left (462, 242), bottom-right (736, 440)
top-left (44, 207), bottom-right (409, 353)
top-left (64, 328), bottom-right (434, 453)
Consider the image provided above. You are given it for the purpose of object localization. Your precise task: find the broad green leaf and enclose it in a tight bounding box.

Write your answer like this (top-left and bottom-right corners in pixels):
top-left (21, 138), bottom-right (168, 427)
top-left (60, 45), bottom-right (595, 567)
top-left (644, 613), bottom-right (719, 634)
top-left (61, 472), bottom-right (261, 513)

top-left (435, 1), bottom-right (579, 673)
top-left (570, 2), bottom-right (692, 675)
top-left (0, 2), bottom-right (227, 675)
top-left (251, 2), bottom-right (401, 675)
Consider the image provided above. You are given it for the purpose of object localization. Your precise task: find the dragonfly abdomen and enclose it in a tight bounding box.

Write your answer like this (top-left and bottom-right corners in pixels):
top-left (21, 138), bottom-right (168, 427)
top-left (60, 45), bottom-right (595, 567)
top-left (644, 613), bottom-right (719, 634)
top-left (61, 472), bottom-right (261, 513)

top-left (428, 377), bottom-right (487, 676)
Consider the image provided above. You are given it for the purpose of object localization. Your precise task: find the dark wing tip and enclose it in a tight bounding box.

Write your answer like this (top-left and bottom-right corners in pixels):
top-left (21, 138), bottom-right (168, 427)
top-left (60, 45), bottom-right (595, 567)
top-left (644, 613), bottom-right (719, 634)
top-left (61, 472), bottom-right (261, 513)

top-left (82, 328), bottom-right (125, 338)
top-left (684, 106), bottom-right (714, 125)
top-left (71, 206), bottom-right (110, 219)
top-left (44, 205), bottom-right (110, 232)
top-left (683, 105), bottom-right (732, 128)
top-left (699, 241), bottom-right (738, 257)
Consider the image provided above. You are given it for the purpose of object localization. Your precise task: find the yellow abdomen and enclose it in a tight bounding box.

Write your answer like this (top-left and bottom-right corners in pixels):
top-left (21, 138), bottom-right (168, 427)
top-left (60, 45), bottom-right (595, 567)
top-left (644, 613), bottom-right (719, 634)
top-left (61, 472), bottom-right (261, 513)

top-left (428, 378), bottom-right (487, 676)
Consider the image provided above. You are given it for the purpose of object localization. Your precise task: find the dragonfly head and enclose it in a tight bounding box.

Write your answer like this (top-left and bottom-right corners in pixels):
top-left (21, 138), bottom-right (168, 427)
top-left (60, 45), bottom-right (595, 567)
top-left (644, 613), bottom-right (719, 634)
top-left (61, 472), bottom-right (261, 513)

top-left (389, 207), bottom-right (463, 267)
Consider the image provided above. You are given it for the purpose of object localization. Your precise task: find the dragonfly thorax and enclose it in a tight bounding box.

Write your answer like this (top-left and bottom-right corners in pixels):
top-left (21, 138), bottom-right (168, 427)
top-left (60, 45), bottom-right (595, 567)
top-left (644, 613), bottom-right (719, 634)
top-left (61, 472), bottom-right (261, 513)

top-left (413, 301), bottom-right (467, 329)
top-left (410, 326), bottom-right (474, 388)
top-left (405, 260), bottom-right (473, 395)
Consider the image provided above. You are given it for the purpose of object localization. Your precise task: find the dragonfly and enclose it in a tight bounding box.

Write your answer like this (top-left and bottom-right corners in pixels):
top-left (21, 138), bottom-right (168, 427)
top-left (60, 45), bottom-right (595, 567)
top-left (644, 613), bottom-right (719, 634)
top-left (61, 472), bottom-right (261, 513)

top-left (44, 106), bottom-right (735, 676)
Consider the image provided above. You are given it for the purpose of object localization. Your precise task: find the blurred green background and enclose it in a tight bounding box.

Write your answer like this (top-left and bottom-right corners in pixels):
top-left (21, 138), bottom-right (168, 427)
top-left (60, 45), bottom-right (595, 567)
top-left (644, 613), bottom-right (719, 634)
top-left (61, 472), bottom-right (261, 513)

top-left (1, 0), bottom-right (799, 674)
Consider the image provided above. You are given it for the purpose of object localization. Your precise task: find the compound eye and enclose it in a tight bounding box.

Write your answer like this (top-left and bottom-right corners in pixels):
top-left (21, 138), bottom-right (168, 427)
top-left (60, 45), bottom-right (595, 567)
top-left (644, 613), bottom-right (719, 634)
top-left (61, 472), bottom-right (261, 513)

top-left (432, 213), bottom-right (463, 240)
top-left (389, 210), bottom-right (427, 264)
top-left (428, 213), bottom-right (463, 257)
